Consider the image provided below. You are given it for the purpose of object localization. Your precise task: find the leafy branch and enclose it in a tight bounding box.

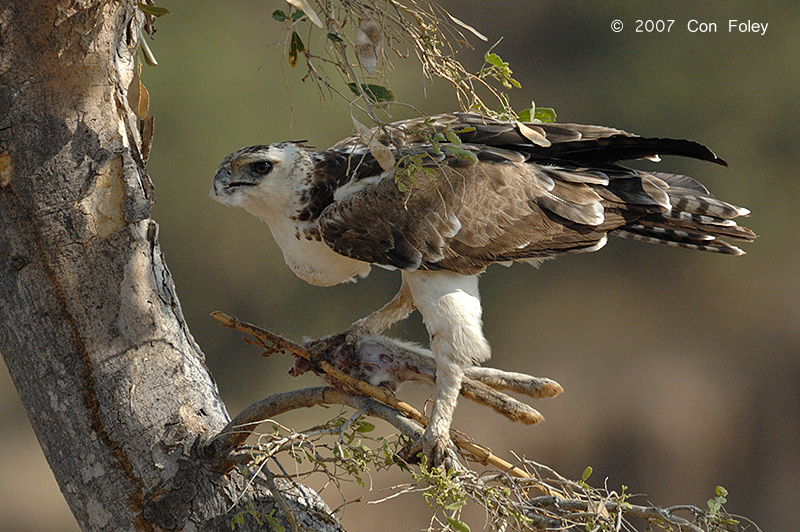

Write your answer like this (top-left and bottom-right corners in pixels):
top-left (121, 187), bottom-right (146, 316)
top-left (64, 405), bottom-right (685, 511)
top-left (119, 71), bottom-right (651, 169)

top-left (225, 403), bottom-right (758, 532)
top-left (268, 0), bottom-right (548, 121)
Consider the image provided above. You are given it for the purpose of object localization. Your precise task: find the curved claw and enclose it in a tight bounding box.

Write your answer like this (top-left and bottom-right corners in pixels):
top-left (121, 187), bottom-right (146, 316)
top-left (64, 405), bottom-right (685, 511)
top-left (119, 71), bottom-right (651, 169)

top-left (422, 430), bottom-right (461, 471)
top-left (343, 324), bottom-right (365, 346)
top-left (399, 426), bottom-right (461, 470)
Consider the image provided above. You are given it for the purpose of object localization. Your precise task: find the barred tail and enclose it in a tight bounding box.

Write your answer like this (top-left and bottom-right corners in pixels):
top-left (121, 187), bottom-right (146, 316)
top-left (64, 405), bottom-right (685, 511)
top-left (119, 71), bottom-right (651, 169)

top-left (613, 172), bottom-right (756, 255)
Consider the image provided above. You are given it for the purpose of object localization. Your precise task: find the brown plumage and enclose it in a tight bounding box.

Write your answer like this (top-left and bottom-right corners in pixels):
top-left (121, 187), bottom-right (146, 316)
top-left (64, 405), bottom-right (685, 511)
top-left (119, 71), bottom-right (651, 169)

top-left (211, 111), bottom-right (755, 466)
top-left (316, 113), bottom-right (755, 276)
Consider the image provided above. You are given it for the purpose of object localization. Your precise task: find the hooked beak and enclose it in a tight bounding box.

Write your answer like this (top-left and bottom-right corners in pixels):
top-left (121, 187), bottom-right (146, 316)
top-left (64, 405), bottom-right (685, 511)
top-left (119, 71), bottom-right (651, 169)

top-left (211, 164), bottom-right (258, 198)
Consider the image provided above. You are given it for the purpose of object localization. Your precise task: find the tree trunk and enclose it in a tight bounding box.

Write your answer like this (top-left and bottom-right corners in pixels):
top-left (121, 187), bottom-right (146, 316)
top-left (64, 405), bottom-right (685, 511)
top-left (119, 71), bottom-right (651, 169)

top-left (0, 2), bottom-right (339, 530)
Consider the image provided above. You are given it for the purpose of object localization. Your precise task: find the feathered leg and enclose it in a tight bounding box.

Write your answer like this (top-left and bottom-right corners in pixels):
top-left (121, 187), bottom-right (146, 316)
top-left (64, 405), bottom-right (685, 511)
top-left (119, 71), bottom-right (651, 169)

top-left (404, 271), bottom-right (491, 466)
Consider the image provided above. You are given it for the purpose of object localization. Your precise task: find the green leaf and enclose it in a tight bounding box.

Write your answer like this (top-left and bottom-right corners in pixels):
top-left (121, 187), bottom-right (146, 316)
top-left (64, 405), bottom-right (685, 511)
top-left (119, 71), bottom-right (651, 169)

top-left (288, 31), bottom-right (305, 68)
top-left (138, 31), bottom-right (158, 67)
top-left (345, 83), bottom-right (396, 103)
top-left (707, 484), bottom-right (729, 517)
top-left (355, 421), bottom-right (375, 433)
top-left (327, 32), bottom-right (343, 42)
top-left (533, 107), bottom-right (557, 123)
top-left (445, 130), bottom-right (462, 145)
top-left (263, 510), bottom-right (285, 532)
top-left (518, 107), bottom-right (557, 123)
top-left (581, 466), bottom-right (593, 483)
top-left (272, 9), bottom-right (288, 21)
top-left (484, 52), bottom-right (506, 69)
top-left (445, 516), bottom-right (471, 532)
top-left (444, 146), bottom-right (478, 163)
top-left (137, 3), bottom-right (171, 17)
top-left (444, 500), bottom-right (466, 511)
top-left (291, 9), bottom-right (306, 20)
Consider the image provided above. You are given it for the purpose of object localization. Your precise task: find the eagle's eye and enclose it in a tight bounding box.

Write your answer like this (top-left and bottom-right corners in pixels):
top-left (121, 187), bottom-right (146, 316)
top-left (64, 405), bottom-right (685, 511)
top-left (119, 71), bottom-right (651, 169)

top-left (250, 161), bottom-right (273, 175)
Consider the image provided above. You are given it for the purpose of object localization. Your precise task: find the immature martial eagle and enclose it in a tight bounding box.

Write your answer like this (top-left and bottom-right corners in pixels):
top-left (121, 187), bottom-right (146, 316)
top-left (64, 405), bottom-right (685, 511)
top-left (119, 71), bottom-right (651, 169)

top-left (211, 112), bottom-right (755, 464)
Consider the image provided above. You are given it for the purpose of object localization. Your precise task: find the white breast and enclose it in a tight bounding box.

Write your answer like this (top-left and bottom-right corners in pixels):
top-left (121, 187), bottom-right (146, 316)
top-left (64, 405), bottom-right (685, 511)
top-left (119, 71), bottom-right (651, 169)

top-left (267, 216), bottom-right (371, 286)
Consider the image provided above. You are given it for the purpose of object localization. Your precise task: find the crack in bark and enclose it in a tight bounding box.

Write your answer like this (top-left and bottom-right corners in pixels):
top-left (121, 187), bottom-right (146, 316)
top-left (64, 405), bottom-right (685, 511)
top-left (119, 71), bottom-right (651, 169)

top-left (2, 181), bottom-right (153, 530)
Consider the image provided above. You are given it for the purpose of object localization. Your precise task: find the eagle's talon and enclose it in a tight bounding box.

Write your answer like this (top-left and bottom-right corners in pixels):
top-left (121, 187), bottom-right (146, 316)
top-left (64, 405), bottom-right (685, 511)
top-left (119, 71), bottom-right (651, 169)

top-left (343, 326), bottom-right (363, 347)
top-left (340, 326), bottom-right (368, 364)
top-left (291, 333), bottom-right (347, 378)
top-left (398, 429), bottom-right (460, 470)
top-left (422, 431), bottom-right (460, 471)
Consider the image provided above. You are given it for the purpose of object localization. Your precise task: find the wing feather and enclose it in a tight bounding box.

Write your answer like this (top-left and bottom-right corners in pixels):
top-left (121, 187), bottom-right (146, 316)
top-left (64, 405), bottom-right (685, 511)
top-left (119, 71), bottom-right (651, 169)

top-left (316, 112), bottom-right (753, 273)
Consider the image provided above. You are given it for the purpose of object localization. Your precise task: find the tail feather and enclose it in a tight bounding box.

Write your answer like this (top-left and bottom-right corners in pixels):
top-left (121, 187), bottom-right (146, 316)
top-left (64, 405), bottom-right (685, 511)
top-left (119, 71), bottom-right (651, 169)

top-left (661, 209), bottom-right (756, 241)
top-left (649, 171), bottom-right (710, 194)
top-left (667, 190), bottom-right (747, 220)
top-left (612, 170), bottom-right (756, 254)
top-left (614, 227), bottom-right (746, 255)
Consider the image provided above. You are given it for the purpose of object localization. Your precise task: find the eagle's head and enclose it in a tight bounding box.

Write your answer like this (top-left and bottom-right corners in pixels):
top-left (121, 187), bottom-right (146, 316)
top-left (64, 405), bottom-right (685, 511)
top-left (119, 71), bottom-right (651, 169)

top-left (210, 142), bottom-right (313, 220)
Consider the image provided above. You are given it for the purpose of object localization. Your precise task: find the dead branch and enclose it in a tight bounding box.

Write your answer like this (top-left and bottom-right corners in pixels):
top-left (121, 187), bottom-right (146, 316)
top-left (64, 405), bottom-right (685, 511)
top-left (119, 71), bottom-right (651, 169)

top-left (524, 494), bottom-right (718, 532)
top-left (206, 312), bottom-right (755, 532)
top-left (201, 386), bottom-right (423, 473)
top-left (207, 311), bottom-right (560, 480)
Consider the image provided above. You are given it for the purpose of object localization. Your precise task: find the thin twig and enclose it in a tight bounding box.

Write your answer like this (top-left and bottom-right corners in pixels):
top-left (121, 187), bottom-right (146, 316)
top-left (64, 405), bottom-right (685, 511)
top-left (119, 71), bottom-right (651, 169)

top-left (263, 465), bottom-right (302, 532)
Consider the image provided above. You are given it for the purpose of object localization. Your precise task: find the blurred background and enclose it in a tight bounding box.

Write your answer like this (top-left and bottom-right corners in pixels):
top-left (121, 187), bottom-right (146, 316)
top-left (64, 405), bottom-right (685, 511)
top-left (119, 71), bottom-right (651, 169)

top-left (1, 1), bottom-right (797, 530)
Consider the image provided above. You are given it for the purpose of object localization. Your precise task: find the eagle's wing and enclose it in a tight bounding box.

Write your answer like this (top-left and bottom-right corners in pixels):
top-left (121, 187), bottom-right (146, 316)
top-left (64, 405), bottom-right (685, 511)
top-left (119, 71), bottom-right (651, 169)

top-left (329, 112), bottom-right (727, 165)
top-left (318, 114), bottom-right (754, 275)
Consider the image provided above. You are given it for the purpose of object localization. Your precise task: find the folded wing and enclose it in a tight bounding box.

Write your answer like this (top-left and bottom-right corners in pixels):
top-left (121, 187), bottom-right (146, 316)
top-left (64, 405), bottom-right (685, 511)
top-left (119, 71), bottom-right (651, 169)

top-left (318, 113), bottom-right (755, 274)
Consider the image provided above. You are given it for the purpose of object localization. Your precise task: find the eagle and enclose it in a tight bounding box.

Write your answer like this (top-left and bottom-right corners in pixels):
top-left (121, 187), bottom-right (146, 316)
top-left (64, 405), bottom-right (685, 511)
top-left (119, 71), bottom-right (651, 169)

top-left (211, 112), bottom-right (755, 465)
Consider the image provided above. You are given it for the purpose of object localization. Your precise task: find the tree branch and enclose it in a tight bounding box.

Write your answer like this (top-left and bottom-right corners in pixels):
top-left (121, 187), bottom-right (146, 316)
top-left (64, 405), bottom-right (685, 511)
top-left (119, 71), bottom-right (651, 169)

top-left (207, 311), bottom-right (562, 481)
top-left (202, 386), bottom-right (424, 473)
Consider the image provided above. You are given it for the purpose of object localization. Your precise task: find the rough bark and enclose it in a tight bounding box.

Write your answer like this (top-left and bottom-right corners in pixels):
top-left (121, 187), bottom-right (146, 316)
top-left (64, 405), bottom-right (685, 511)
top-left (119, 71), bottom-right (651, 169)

top-left (0, 2), bottom-right (340, 530)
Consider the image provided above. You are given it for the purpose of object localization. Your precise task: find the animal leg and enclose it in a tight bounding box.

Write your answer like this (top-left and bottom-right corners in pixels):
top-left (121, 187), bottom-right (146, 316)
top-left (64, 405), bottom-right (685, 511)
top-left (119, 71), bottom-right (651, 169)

top-left (405, 271), bottom-right (491, 466)
top-left (300, 278), bottom-right (417, 385)
top-left (351, 277), bottom-right (416, 335)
